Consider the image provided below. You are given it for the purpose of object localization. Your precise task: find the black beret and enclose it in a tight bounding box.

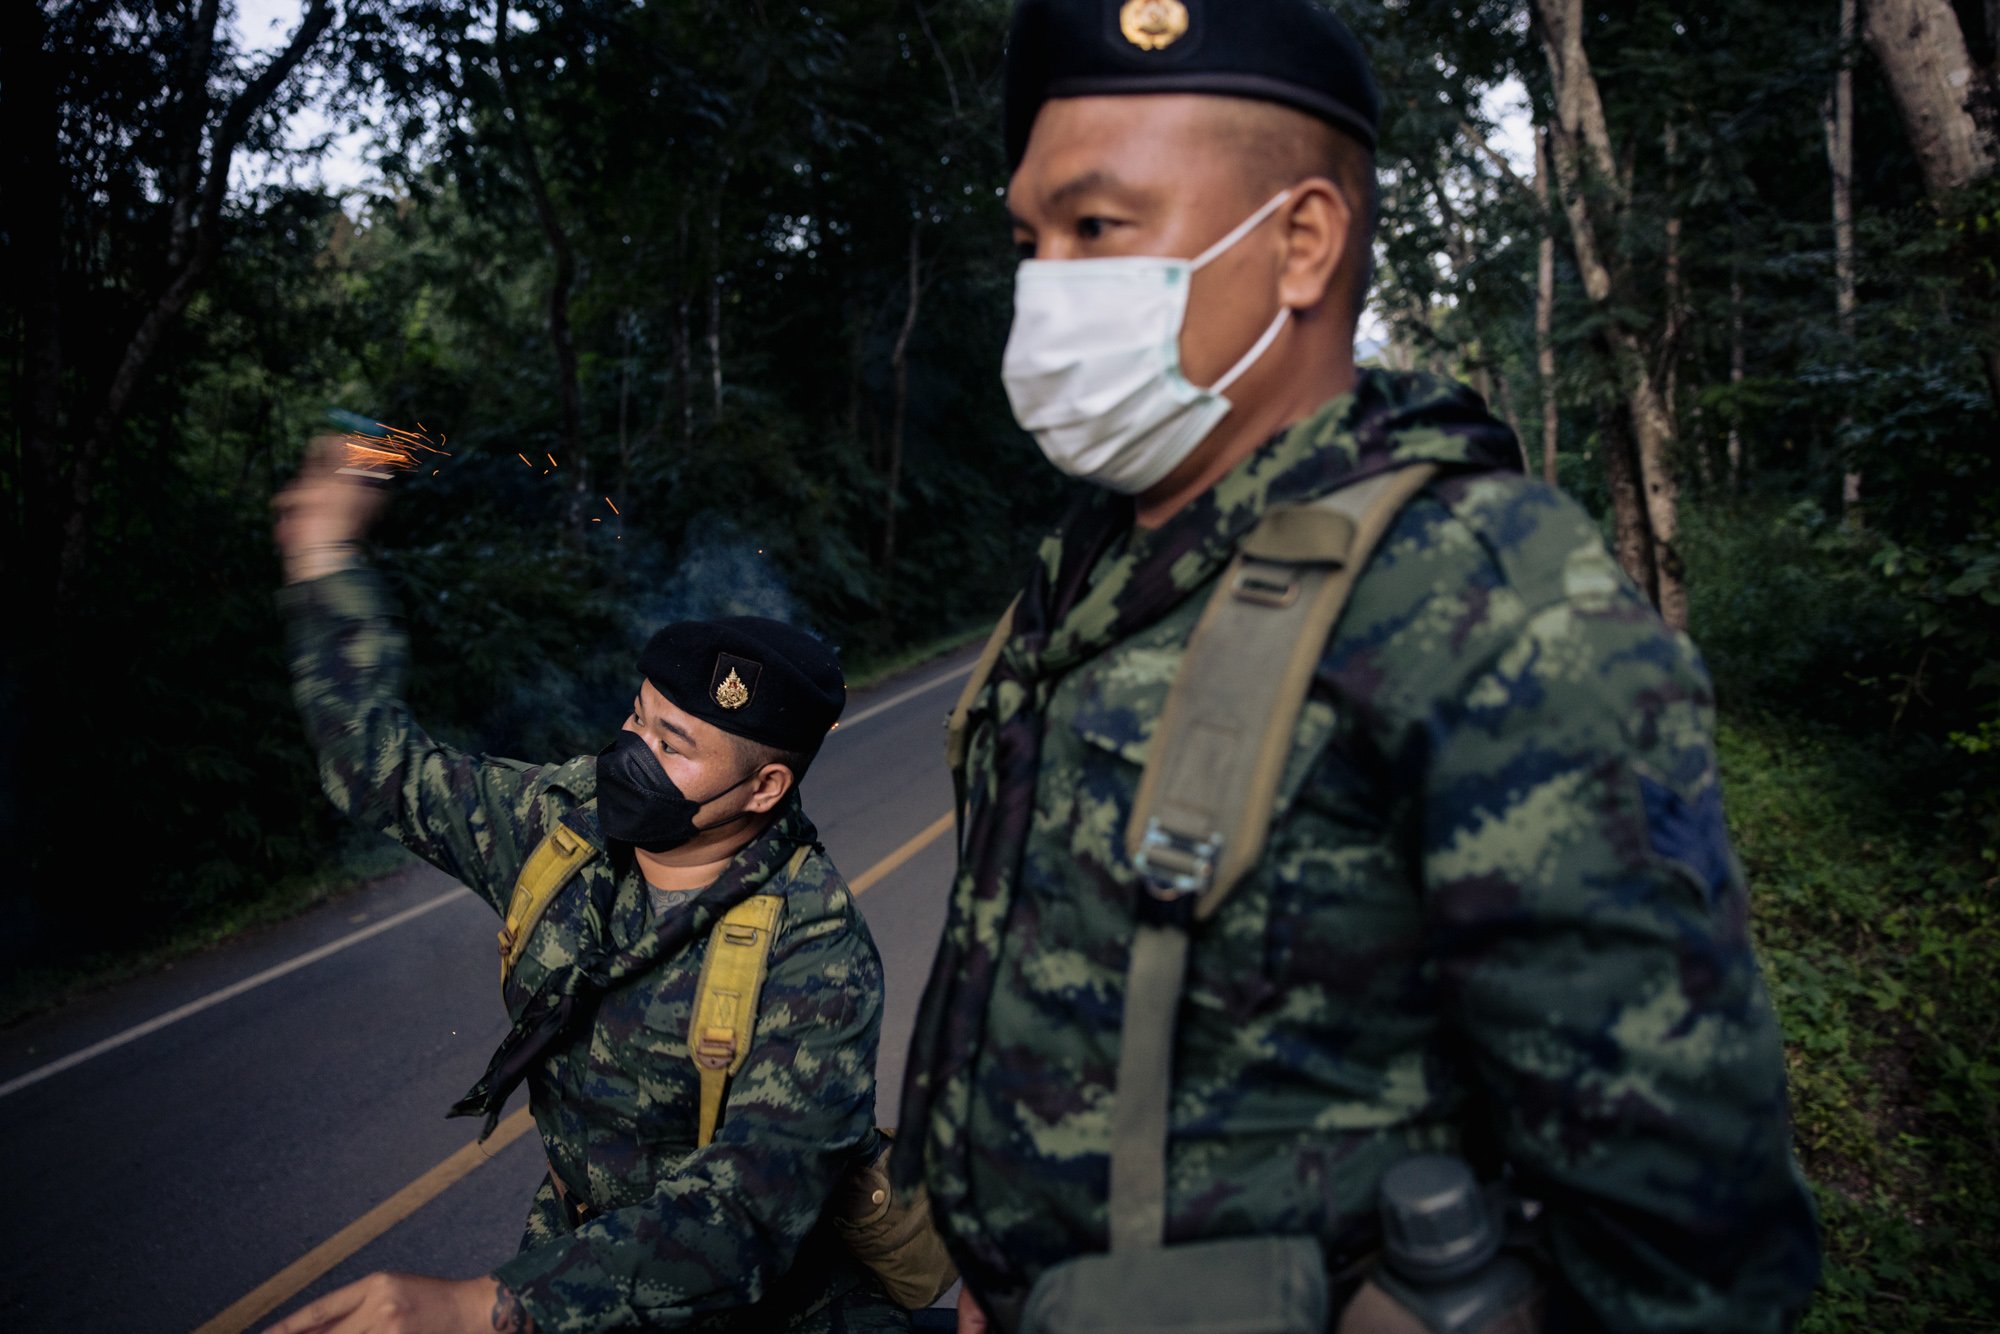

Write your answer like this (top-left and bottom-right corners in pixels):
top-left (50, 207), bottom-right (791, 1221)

top-left (638, 617), bottom-right (845, 754)
top-left (1004, 0), bottom-right (1381, 170)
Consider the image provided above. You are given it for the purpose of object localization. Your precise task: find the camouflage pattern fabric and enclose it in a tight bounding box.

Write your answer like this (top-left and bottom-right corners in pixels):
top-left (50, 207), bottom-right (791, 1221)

top-left (282, 569), bottom-right (907, 1332)
top-left (895, 370), bottom-right (1820, 1331)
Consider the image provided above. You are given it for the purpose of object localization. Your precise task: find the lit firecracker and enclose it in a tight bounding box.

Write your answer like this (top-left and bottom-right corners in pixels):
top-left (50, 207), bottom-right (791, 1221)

top-left (332, 418), bottom-right (450, 480)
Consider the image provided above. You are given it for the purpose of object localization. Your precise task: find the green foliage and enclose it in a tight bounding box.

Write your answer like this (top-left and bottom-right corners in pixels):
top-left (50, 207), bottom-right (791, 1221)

top-left (1681, 497), bottom-right (1907, 728)
top-left (0, 0), bottom-right (1053, 978)
top-left (1685, 491), bottom-right (2000, 1326)
top-left (1720, 716), bottom-right (2000, 1330)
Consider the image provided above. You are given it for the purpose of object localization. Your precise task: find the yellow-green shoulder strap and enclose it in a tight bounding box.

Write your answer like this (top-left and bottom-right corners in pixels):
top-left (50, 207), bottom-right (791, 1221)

top-left (690, 845), bottom-right (808, 1147)
top-left (497, 823), bottom-right (599, 983)
top-left (1109, 464), bottom-right (1439, 1254)
top-left (946, 598), bottom-right (1020, 837)
top-left (1123, 464), bottom-right (1439, 925)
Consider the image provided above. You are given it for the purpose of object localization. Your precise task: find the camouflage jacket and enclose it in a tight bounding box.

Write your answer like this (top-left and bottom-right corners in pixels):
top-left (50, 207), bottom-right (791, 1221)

top-left (897, 371), bottom-right (1820, 1331)
top-left (281, 568), bottom-right (892, 1332)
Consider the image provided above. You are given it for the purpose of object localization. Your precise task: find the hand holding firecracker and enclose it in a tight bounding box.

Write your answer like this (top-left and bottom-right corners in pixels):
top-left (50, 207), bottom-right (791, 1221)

top-left (325, 409), bottom-right (450, 479)
top-left (275, 435), bottom-right (390, 582)
top-left (273, 436), bottom-right (394, 585)
top-left (274, 416), bottom-right (451, 584)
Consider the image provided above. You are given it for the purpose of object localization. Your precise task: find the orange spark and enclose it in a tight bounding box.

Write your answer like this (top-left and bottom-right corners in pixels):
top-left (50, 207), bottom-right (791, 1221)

top-left (547, 453), bottom-right (559, 468)
top-left (336, 420), bottom-right (450, 476)
top-left (517, 453), bottom-right (534, 468)
top-left (342, 442), bottom-right (408, 472)
top-left (604, 497), bottom-right (620, 516)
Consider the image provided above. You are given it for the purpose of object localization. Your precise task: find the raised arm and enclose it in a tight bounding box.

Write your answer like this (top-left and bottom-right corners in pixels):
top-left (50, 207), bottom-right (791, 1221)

top-left (273, 443), bottom-right (578, 913)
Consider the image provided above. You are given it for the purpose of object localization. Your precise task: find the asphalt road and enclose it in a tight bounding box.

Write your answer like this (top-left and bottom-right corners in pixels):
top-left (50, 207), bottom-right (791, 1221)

top-left (0, 645), bottom-right (976, 1333)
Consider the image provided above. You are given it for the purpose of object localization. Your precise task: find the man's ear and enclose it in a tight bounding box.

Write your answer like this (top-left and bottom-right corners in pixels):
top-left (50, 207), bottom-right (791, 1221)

top-left (744, 763), bottom-right (796, 814)
top-left (1276, 178), bottom-right (1350, 313)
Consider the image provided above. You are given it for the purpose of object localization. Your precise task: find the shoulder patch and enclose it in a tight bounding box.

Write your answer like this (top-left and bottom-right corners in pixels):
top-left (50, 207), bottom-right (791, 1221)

top-left (1637, 772), bottom-right (1733, 903)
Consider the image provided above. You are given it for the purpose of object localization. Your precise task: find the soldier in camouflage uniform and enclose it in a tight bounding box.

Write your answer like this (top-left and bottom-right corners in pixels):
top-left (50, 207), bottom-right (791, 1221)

top-left (895, 1), bottom-right (1821, 1330)
top-left (268, 447), bottom-right (909, 1333)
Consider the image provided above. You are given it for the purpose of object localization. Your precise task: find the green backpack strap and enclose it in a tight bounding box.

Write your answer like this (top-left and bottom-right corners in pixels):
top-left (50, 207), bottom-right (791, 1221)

top-left (498, 822), bottom-right (600, 984)
top-left (1109, 462), bottom-right (1441, 1253)
top-left (946, 597), bottom-right (1020, 837)
top-left (689, 845), bottom-right (808, 1147)
top-left (1124, 463), bottom-right (1442, 922)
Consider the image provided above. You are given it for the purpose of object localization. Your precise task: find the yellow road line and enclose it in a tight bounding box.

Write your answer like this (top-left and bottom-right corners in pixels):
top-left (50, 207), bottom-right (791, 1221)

top-left (202, 810), bottom-right (955, 1332)
top-left (849, 811), bottom-right (953, 896)
top-left (194, 1106), bottom-right (536, 1334)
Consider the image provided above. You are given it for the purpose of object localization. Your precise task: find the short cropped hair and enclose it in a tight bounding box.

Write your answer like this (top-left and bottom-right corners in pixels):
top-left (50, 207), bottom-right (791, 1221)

top-left (732, 733), bottom-right (818, 787)
top-left (1203, 98), bottom-right (1378, 326)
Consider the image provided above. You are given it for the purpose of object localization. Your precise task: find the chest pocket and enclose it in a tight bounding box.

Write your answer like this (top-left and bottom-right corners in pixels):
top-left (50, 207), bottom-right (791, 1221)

top-left (599, 959), bottom-right (705, 1147)
top-left (1067, 643), bottom-right (1349, 1020)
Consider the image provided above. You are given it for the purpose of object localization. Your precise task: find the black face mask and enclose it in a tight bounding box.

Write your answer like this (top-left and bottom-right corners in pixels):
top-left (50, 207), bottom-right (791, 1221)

top-left (595, 729), bottom-right (758, 853)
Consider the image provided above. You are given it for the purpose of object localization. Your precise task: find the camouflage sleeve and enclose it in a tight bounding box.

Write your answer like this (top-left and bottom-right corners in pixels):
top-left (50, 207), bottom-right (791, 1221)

top-left (278, 567), bottom-right (576, 915)
top-left (492, 905), bottom-right (885, 1330)
top-left (1420, 583), bottom-right (1819, 1331)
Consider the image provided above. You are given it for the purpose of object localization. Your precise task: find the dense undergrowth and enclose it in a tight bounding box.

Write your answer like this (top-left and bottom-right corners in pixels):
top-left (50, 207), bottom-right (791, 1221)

top-left (1724, 718), bottom-right (1998, 1328)
top-left (1686, 496), bottom-right (1999, 1329)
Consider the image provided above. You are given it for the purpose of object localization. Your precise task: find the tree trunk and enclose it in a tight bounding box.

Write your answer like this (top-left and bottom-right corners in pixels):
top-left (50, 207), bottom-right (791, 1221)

top-left (1538, 0), bottom-right (1689, 630)
top-left (1661, 123), bottom-right (1684, 441)
top-left (494, 0), bottom-right (583, 517)
top-left (4, 0), bottom-right (65, 584)
top-left (673, 210), bottom-right (693, 448)
top-left (1863, 0), bottom-right (1996, 198)
top-left (846, 302), bottom-right (867, 447)
top-left (1729, 267), bottom-right (1746, 487)
top-left (1601, 402), bottom-right (1659, 605)
top-left (1830, 0), bottom-right (1863, 516)
top-left (164, 0), bottom-right (222, 273)
top-left (706, 171), bottom-right (732, 420)
top-left (708, 272), bottom-right (724, 417)
top-left (882, 224), bottom-right (925, 569)
top-left (617, 312), bottom-right (633, 502)
top-left (675, 296), bottom-right (694, 447)
top-left (1865, 0), bottom-right (2000, 415)
top-left (1525, 125), bottom-right (1559, 486)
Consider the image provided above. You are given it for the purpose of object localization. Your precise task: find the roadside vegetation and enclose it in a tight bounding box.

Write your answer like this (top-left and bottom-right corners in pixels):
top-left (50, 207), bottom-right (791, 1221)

top-left (1688, 499), bottom-right (2000, 1329)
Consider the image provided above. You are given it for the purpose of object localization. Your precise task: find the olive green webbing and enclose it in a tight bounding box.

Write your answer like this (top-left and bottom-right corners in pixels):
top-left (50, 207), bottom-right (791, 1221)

top-left (1108, 465), bottom-right (1441, 1253)
top-left (1123, 464), bottom-right (1439, 919)
top-left (946, 597), bottom-right (1020, 837)
top-left (1107, 923), bottom-right (1192, 1253)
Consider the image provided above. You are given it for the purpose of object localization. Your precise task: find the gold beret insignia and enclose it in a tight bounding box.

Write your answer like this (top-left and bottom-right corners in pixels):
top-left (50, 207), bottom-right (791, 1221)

top-left (1120, 0), bottom-right (1189, 51)
top-left (715, 668), bottom-right (752, 710)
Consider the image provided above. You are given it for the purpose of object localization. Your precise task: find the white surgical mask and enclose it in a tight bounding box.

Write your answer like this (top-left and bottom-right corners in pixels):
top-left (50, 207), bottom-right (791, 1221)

top-left (1002, 190), bottom-right (1293, 494)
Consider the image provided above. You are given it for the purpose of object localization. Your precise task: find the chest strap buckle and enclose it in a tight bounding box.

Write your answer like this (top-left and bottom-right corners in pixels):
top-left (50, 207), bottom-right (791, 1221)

top-left (1132, 819), bottom-right (1221, 925)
